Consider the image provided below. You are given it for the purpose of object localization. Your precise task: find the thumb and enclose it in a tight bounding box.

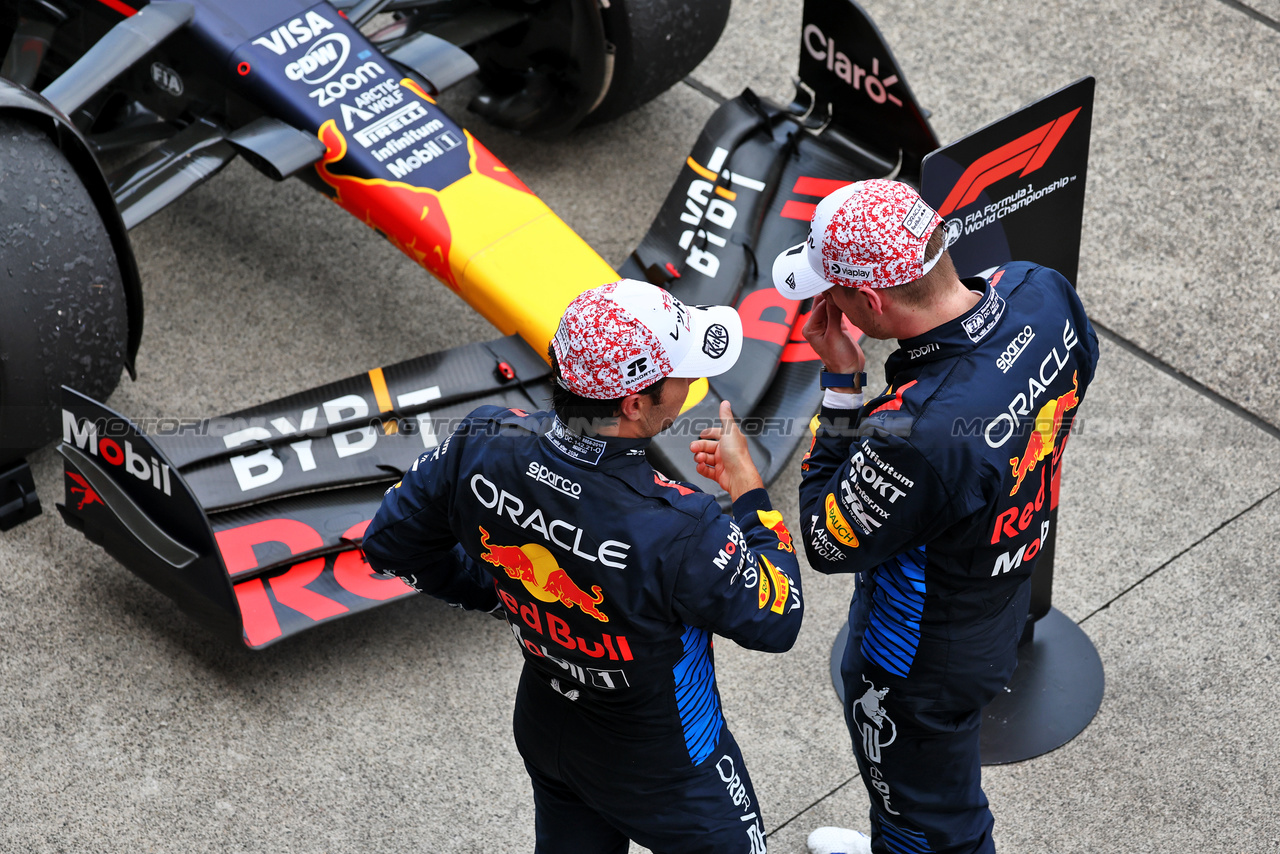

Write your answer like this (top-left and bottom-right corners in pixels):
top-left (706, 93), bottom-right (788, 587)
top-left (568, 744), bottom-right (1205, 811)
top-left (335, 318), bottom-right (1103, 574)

top-left (719, 399), bottom-right (737, 436)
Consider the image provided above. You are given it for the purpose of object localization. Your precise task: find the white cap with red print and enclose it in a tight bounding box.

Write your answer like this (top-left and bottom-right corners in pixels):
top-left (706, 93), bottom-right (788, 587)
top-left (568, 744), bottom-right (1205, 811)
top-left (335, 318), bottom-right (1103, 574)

top-left (772, 179), bottom-right (944, 299)
top-left (551, 279), bottom-right (743, 399)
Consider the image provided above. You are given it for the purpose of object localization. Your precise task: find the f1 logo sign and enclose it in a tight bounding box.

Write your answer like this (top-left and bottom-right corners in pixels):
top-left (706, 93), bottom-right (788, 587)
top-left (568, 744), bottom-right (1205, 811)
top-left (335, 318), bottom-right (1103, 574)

top-left (936, 108), bottom-right (1081, 217)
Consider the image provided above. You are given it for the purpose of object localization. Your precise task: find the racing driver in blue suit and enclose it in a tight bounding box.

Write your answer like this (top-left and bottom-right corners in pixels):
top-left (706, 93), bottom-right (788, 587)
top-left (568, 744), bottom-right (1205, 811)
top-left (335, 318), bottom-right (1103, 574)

top-left (771, 181), bottom-right (1099, 854)
top-left (362, 279), bottom-right (803, 854)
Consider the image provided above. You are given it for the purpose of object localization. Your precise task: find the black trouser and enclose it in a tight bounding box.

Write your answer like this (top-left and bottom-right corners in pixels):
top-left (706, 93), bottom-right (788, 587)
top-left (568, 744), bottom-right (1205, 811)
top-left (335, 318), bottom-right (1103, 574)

top-left (840, 580), bottom-right (1031, 854)
top-left (513, 668), bottom-right (768, 854)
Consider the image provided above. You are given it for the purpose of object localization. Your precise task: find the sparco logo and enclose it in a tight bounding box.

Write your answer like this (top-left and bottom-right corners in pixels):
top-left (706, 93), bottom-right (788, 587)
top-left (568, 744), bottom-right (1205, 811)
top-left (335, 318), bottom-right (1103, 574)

top-left (526, 462), bottom-right (582, 499)
top-left (996, 325), bottom-right (1035, 373)
top-left (285, 33), bottom-right (349, 84)
top-left (803, 24), bottom-right (904, 107)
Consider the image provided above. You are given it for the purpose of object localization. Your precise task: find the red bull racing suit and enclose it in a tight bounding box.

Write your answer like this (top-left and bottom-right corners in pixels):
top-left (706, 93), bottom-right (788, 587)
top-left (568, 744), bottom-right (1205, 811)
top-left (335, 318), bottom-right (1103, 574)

top-left (799, 262), bottom-right (1099, 854)
top-left (363, 406), bottom-right (803, 854)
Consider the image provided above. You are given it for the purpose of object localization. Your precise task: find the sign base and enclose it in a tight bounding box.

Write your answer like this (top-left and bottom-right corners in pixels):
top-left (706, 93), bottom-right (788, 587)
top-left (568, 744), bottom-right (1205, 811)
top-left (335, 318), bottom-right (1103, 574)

top-left (829, 607), bottom-right (1104, 765)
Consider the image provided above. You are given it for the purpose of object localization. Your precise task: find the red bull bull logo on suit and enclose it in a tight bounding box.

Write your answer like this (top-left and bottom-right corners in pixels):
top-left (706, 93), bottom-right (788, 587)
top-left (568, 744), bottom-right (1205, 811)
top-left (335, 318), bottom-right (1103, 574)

top-left (479, 527), bottom-right (609, 622)
top-left (756, 509), bottom-right (795, 553)
top-left (1008, 371), bottom-right (1079, 496)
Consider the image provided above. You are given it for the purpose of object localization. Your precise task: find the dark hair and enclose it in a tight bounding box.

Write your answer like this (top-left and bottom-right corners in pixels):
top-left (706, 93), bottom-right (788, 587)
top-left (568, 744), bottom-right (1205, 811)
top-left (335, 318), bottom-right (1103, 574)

top-left (547, 350), bottom-right (666, 432)
top-left (884, 224), bottom-right (956, 308)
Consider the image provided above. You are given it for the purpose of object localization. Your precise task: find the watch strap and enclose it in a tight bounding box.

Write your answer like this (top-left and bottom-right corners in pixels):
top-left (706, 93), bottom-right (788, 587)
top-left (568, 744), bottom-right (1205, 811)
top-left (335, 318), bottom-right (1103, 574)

top-left (820, 370), bottom-right (867, 390)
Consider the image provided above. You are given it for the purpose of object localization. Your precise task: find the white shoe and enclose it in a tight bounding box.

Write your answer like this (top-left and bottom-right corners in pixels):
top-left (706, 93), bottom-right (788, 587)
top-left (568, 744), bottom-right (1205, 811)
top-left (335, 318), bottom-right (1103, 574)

top-left (806, 826), bottom-right (872, 854)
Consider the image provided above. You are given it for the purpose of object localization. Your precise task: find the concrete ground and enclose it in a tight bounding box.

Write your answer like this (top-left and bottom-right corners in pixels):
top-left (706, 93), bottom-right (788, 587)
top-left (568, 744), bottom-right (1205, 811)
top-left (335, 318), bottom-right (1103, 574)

top-left (3, 0), bottom-right (1279, 851)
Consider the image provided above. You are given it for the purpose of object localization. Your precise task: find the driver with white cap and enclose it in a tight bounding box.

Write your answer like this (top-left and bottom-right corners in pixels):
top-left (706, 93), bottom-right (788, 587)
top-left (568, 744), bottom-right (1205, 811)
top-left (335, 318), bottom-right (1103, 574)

top-left (364, 279), bottom-right (805, 854)
top-left (772, 180), bottom-right (1098, 854)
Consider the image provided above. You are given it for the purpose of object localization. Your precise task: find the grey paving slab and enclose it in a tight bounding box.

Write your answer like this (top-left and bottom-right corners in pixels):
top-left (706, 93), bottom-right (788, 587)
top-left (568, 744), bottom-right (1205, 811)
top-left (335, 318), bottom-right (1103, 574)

top-left (1242, 0), bottom-right (1280, 25)
top-left (693, 0), bottom-right (802, 107)
top-left (697, 0), bottom-right (1280, 427)
top-left (1030, 491), bottom-right (1280, 853)
top-left (1044, 335), bottom-right (1280, 619)
top-left (764, 780), bottom-right (870, 853)
top-left (989, 491), bottom-right (1280, 853)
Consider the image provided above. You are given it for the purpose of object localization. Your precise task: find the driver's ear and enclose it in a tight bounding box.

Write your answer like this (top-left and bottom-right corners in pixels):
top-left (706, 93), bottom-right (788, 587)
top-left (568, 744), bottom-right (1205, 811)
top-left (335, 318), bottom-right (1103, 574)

top-left (617, 393), bottom-right (645, 422)
top-left (860, 287), bottom-right (886, 316)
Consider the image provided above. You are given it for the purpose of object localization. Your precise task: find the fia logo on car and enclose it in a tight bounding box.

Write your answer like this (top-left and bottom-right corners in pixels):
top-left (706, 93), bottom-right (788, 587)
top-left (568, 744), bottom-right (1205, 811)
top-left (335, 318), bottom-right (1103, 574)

top-left (150, 63), bottom-right (183, 97)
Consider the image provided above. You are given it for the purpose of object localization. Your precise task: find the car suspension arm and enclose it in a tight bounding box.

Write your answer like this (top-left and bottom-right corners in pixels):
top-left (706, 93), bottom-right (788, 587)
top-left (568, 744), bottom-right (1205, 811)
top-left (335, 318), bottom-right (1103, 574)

top-left (41, 1), bottom-right (194, 117)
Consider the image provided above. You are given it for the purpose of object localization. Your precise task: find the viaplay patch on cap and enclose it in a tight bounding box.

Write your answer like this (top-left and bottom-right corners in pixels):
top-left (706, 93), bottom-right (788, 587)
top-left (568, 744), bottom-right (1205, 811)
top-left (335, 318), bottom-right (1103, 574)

top-left (820, 181), bottom-right (942, 289)
top-left (771, 180), bottom-right (943, 299)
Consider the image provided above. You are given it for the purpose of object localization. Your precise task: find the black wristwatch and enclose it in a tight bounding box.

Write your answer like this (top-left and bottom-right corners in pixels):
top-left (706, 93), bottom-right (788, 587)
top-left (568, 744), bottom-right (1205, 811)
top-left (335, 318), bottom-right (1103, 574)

top-left (819, 370), bottom-right (867, 391)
